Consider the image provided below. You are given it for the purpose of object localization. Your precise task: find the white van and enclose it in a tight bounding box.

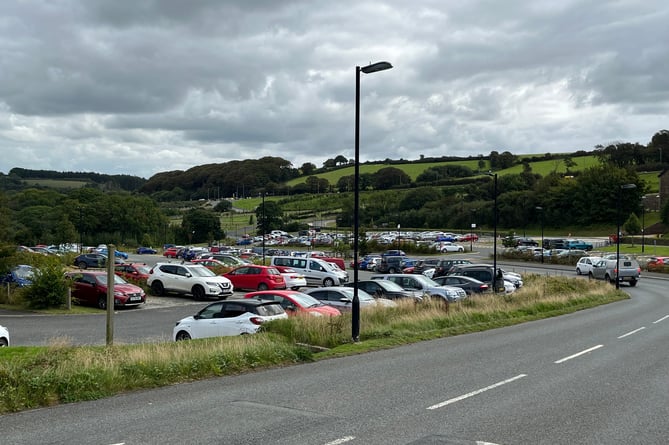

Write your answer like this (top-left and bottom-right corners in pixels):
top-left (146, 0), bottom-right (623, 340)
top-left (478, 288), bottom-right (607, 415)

top-left (270, 256), bottom-right (348, 287)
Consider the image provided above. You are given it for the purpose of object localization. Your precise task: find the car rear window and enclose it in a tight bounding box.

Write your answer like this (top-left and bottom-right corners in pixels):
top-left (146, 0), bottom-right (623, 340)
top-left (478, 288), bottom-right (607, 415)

top-left (255, 303), bottom-right (285, 316)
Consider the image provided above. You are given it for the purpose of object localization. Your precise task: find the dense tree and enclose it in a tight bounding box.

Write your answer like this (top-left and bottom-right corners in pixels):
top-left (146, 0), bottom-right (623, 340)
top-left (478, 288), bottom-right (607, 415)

top-left (300, 162), bottom-right (316, 176)
top-left (256, 201), bottom-right (283, 234)
top-left (373, 167), bottom-right (411, 190)
top-left (213, 200), bottom-right (232, 212)
top-left (181, 208), bottom-right (223, 244)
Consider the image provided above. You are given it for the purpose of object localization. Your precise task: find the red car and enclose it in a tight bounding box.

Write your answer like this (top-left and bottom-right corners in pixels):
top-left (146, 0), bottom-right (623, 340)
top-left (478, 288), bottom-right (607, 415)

top-left (244, 290), bottom-right (341, 317)
top-left (163, 247), bottom-right (180, 258)
top-left (646, 256), bottom-right (669, 272)
top-left (458, 233), bottom-right (479, 242)
top-left (223, 265), bottom-right (286, 291)
top-left (114, 263), bottom-right (151, 283)
top-left (65, 271), bottom-right (146, 309)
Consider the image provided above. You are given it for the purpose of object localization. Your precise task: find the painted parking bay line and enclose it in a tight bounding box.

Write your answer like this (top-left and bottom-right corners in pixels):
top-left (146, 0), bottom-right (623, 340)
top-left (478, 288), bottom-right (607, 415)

top-left (653, 315), bottom-right (669, 324)
top-left (427, 374), bottom-right (527, 410)
top-left (618, 327), bottom-right (645, 339)
top-left (554, 344), bottom-right (603, 364)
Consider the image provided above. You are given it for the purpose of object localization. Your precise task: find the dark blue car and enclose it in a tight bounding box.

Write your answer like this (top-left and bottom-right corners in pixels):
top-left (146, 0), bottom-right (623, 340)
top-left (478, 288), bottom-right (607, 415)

top-left (1, 265), bottom-right (34, 287)
top-left (136, 246), bottom-right (157, 254)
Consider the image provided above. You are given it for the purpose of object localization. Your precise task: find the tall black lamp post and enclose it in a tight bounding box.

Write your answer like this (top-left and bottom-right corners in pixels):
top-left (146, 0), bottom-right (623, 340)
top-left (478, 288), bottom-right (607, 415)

top-left (616, 183), bottom-right (636, 289)
top-left (469, 209), bottom-right (476, 252)
top-left (641, 196), bottom-right (646, 254)
top-left (261, 192), bottom-right (266, 264)
top-left (486, 172), bottom-right (498, 292)
top-left (536, 206), bottom-right (544, 263)
top-left (353, 61), bottom-right (393, 342)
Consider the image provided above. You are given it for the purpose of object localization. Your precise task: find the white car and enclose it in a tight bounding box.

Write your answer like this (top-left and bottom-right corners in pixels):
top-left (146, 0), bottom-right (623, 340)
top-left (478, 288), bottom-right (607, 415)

top-left (273, 266), bottom-right (308, 290)
top-left (148, 262), bottom-right (233, 300)
top-left (575, 256), bottom-right (602, 275)
top-left (173, 299), bottom-right (288, 341)
top-left (0, 325), bottom-right (9, 347)
top-left (440, 242), bottom-right (465, 253)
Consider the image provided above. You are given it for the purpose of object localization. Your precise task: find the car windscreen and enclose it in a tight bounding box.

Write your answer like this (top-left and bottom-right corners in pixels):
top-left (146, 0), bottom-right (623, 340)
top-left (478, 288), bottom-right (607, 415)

top-left (290, 292), bottom-right (322, 307)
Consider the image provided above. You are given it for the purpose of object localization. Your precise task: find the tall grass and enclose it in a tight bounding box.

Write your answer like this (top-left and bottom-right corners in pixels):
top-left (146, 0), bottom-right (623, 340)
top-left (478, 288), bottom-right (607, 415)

top-left (0, 275), bottom-right (626, 414)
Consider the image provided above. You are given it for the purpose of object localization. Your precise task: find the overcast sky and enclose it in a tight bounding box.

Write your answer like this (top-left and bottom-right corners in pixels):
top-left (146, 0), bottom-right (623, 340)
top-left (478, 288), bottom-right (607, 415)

top-left (1, 1), bottom-right (668, 179)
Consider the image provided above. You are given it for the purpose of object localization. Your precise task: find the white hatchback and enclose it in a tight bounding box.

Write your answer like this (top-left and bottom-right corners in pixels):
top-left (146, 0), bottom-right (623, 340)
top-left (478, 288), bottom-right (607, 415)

top-left (575, 256), bottom-right (602, 276)
top-left (0, 324), bottom-right (9, 347)
top-left (173, 299), bottom-right (287, 341)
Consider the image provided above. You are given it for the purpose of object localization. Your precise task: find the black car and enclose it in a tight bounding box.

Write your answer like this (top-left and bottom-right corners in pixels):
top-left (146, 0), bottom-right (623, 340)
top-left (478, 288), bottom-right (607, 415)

top-left (375, 256), bottom-right (406, 274)
top-left (432, 259), bottom-right (473, 278)
top-left (73, 253), bottom-right (123, 269)
top-left (346, 280), bottom-right (423, 301)
top-left (432, 275), bottom-right (490, 295)
top-left (412, 258), bottom-right (441, 275)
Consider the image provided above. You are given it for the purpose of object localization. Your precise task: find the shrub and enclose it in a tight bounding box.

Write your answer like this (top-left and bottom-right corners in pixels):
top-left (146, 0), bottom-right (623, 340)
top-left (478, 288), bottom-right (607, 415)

top-left (21, 257), bottom-right (69, 309)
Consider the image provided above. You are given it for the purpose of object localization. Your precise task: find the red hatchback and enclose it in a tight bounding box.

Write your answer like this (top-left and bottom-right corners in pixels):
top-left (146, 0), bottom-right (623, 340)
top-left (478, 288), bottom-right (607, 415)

top-left (646, 256), bottom-right (669, 272)
top-left (244, 290), bottom-right (341, 317)
top-left (65, 271), bottom-right (146, 309)
top-left (223, 265), bottom-right (286, 291)
top-left (114, 263), bottom-right (151, 283)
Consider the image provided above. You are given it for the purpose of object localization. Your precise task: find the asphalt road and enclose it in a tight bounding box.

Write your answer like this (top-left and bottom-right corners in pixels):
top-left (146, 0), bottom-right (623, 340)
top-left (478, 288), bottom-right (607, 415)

top-left (1, 257), bottom-right (667, 444)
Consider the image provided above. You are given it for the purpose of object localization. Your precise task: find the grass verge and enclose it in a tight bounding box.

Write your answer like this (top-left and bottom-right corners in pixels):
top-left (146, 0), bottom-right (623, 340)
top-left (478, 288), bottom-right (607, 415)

top-left (0, 275), bottom-right (627, 414)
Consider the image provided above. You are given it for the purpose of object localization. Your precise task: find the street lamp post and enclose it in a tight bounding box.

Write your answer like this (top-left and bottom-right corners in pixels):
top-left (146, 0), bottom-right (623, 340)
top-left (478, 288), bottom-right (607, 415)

top-left (641, 196), bottom-right (646, 254)
top-left (536, 206), bottom-right (544, 263)
top-left (353, 61), bottom-right (393, 342)
top-left (617, 184), bottom-right (637, 289)
top-left (397, 224), bottom-right (401, 250)
top-left (261, 192), bottom-right (266, 264)
top-left (470, 209), bottom-right (477, 252)
top-left (486, 172), bottom-right (498, 292)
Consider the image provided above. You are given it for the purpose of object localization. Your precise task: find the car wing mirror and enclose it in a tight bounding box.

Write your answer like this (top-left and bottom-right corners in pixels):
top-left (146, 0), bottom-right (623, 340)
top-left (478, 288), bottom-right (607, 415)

top-left (340, 297), bottom-right (352, 303)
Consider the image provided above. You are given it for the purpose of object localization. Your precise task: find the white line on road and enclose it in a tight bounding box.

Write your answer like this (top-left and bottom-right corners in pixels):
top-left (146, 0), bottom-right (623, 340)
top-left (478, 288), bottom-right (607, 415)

top-left (618, 327), bottom-right (646, 339)
top-left (554, 344), bottom-right (603, 364)
top-left (653, 315), bottom-right (669, 324)
top-left (426, 374), bottom-right (527, 410)
top-left (323, 436), bottom-right (355, 445)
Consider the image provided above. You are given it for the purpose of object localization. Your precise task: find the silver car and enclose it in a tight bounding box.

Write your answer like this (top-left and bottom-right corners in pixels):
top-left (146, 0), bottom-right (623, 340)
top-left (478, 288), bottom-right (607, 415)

top-left (0, 325), bottom-right (9, 347)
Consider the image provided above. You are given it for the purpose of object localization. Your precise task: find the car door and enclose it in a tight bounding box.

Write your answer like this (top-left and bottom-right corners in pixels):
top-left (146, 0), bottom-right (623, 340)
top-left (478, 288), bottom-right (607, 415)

top-left (591, 260), bottom-right (607, 279)
top-left (73, 273), bottom-right (98, 305)
top-left (190, 302), bottom-right (226, 338)
top-left (172, 265), bottom-right (193, 293)
top-left (228, 266), bottom-right (251, 290)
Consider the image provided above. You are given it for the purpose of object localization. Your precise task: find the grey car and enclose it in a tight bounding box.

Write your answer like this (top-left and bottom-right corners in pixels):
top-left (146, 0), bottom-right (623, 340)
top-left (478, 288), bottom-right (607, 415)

top-left (590, 258), bottom-right (640, 286)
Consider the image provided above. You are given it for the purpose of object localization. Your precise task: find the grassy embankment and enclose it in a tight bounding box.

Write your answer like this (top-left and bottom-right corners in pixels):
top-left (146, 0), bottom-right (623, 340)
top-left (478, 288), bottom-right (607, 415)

top-left (0, 275), bottom-right (628, 414)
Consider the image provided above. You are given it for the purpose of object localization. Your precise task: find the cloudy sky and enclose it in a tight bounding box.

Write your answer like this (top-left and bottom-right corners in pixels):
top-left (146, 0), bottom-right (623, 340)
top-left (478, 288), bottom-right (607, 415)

top-left (1, 1), bottom-right (668, 179)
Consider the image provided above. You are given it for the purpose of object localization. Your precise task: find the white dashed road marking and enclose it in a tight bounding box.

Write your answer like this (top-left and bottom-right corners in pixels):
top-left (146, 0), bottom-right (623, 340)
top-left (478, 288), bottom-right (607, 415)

top-left (427, 374), bottom-right (527, 410)
top-left (554, 344), bottom-right (603, 364)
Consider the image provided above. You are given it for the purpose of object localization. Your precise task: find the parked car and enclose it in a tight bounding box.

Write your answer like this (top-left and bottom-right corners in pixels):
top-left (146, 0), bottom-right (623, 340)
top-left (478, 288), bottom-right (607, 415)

top-left (65, 271), bottom-right (146, 309)
top-left (190, 258), bottom-right (230, 272)
top-left (0, 325), bottom-right (9, 347)
top-left (590, 258), bottom-right (640, 286)
top-left (646, 256), bottom-right (669, 272)
top-left (223, 265), bottom-right (286, 291)
top-left (163, 247), bottom-right (181, 258)
top-left (447, 264), bottom-right (523, 289)
top-left (271, 265), bottom-right (308, 290)
top-left (432, 275), bottom-right (490, 295)
top-left (95, 247), bottom-right (129, 259)
top-left (440, 242), bottom-right (466, 253)
top-left (73, 253), bottom-right (121, 269)
top-left (432, 258), bottom-right (473, 278)
top-left (114, 263), bottom-right (152, 282)
top-left (564, 239), bottom-right (594, 251)
top-left (457, 233), bottom-right (479, 242)
top-left (375, 256), bottom-right (407, 274)
top-left (575, 256), bottom-right (602, 275)
top-left (304, 287), bottom-right (396, 311)
top-left (173, 299), bottom-right (288, 340)
top-left (244, 290), bottom-right (341, 317)
top-left (370, 273), bottom-right (468, 302)
top-left (345, 279), bottom-right (424, 302)
top-left (381, 249), bottom-right (406, 257)
top-left (411, 258), bottom-right (441, 276)
top-left (207, 254), bottom-right (251, 267)
top-left (270, 256), bottom-right (348, 286)
top-left (1, 264), bottom-right (34, 287)
top-left (147, 263), bottom-right (234, 300)
top-left (136, 246), bottom-right (157, 255)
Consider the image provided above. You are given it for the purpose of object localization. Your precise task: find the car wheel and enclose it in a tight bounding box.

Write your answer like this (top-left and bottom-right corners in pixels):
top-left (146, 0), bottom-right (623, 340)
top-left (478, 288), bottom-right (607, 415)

top-left (97, 296), bottom-right (107, 310)
top-left (323, 278), bottom-right (335, 287)
top-left (576, 268), bottom-right (581, 275)
top-left (192, 285), bottom-right (205, 300)
top-left (175, 331), bottom-right (191, 341)
top-left (389, 268), bottom-right (397, 274)
top-left (605, 274), bottom-right (613, 284)
top-left (0, 338), bottom-right (7, 347)
top-left (151, 281), bottom-right (164, 296)
top-left (629, 279), bottom-right (637, 287)
top-left (78, 261), bottom-right (88, 269)
top-left (257, 283), bottom-right (269, 291)
top-left (458, 247), bottom-right (464, 252)
top-left (588, 272), bottom-right (594, 279)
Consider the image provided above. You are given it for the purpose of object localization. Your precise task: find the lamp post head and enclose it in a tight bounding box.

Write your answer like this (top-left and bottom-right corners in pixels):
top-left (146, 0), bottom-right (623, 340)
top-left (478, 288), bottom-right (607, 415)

top-left (620, 183), bottom-right (636, 190)
top-left (536, 206), bottom-right (543, 211)
top-left (360, 61), bottom-right (393, 74)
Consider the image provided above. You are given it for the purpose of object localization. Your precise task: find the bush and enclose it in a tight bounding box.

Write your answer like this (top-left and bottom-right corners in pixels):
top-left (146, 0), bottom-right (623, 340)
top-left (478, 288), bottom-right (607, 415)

top-left (21, 257), bottom-right (69, 309)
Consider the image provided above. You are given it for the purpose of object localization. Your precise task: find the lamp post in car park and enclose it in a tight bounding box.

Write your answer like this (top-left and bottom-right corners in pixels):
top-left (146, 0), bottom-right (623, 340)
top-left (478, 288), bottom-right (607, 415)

top-left (470, 209), bottom-right (477, 252)
top-left (353, 61), bottom-right (393, 342)
top-left (616, 184), bottom-right (636, 289)
top-left (486, 171), bottom-right (498, 292)
top-left (536, 206), bottom-right (544, 263)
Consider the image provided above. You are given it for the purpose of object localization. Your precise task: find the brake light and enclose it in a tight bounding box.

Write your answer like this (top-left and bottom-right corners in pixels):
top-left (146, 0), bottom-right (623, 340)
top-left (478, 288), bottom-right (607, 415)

top-left (249, 317), bottom-right (264, 325)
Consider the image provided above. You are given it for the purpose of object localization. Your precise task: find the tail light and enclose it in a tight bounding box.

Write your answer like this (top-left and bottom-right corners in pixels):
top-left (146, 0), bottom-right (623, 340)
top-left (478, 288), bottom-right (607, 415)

top-left (480, 284), bottom-right (489, 291)
top-left (249, 317), bottom-right (264, 325)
